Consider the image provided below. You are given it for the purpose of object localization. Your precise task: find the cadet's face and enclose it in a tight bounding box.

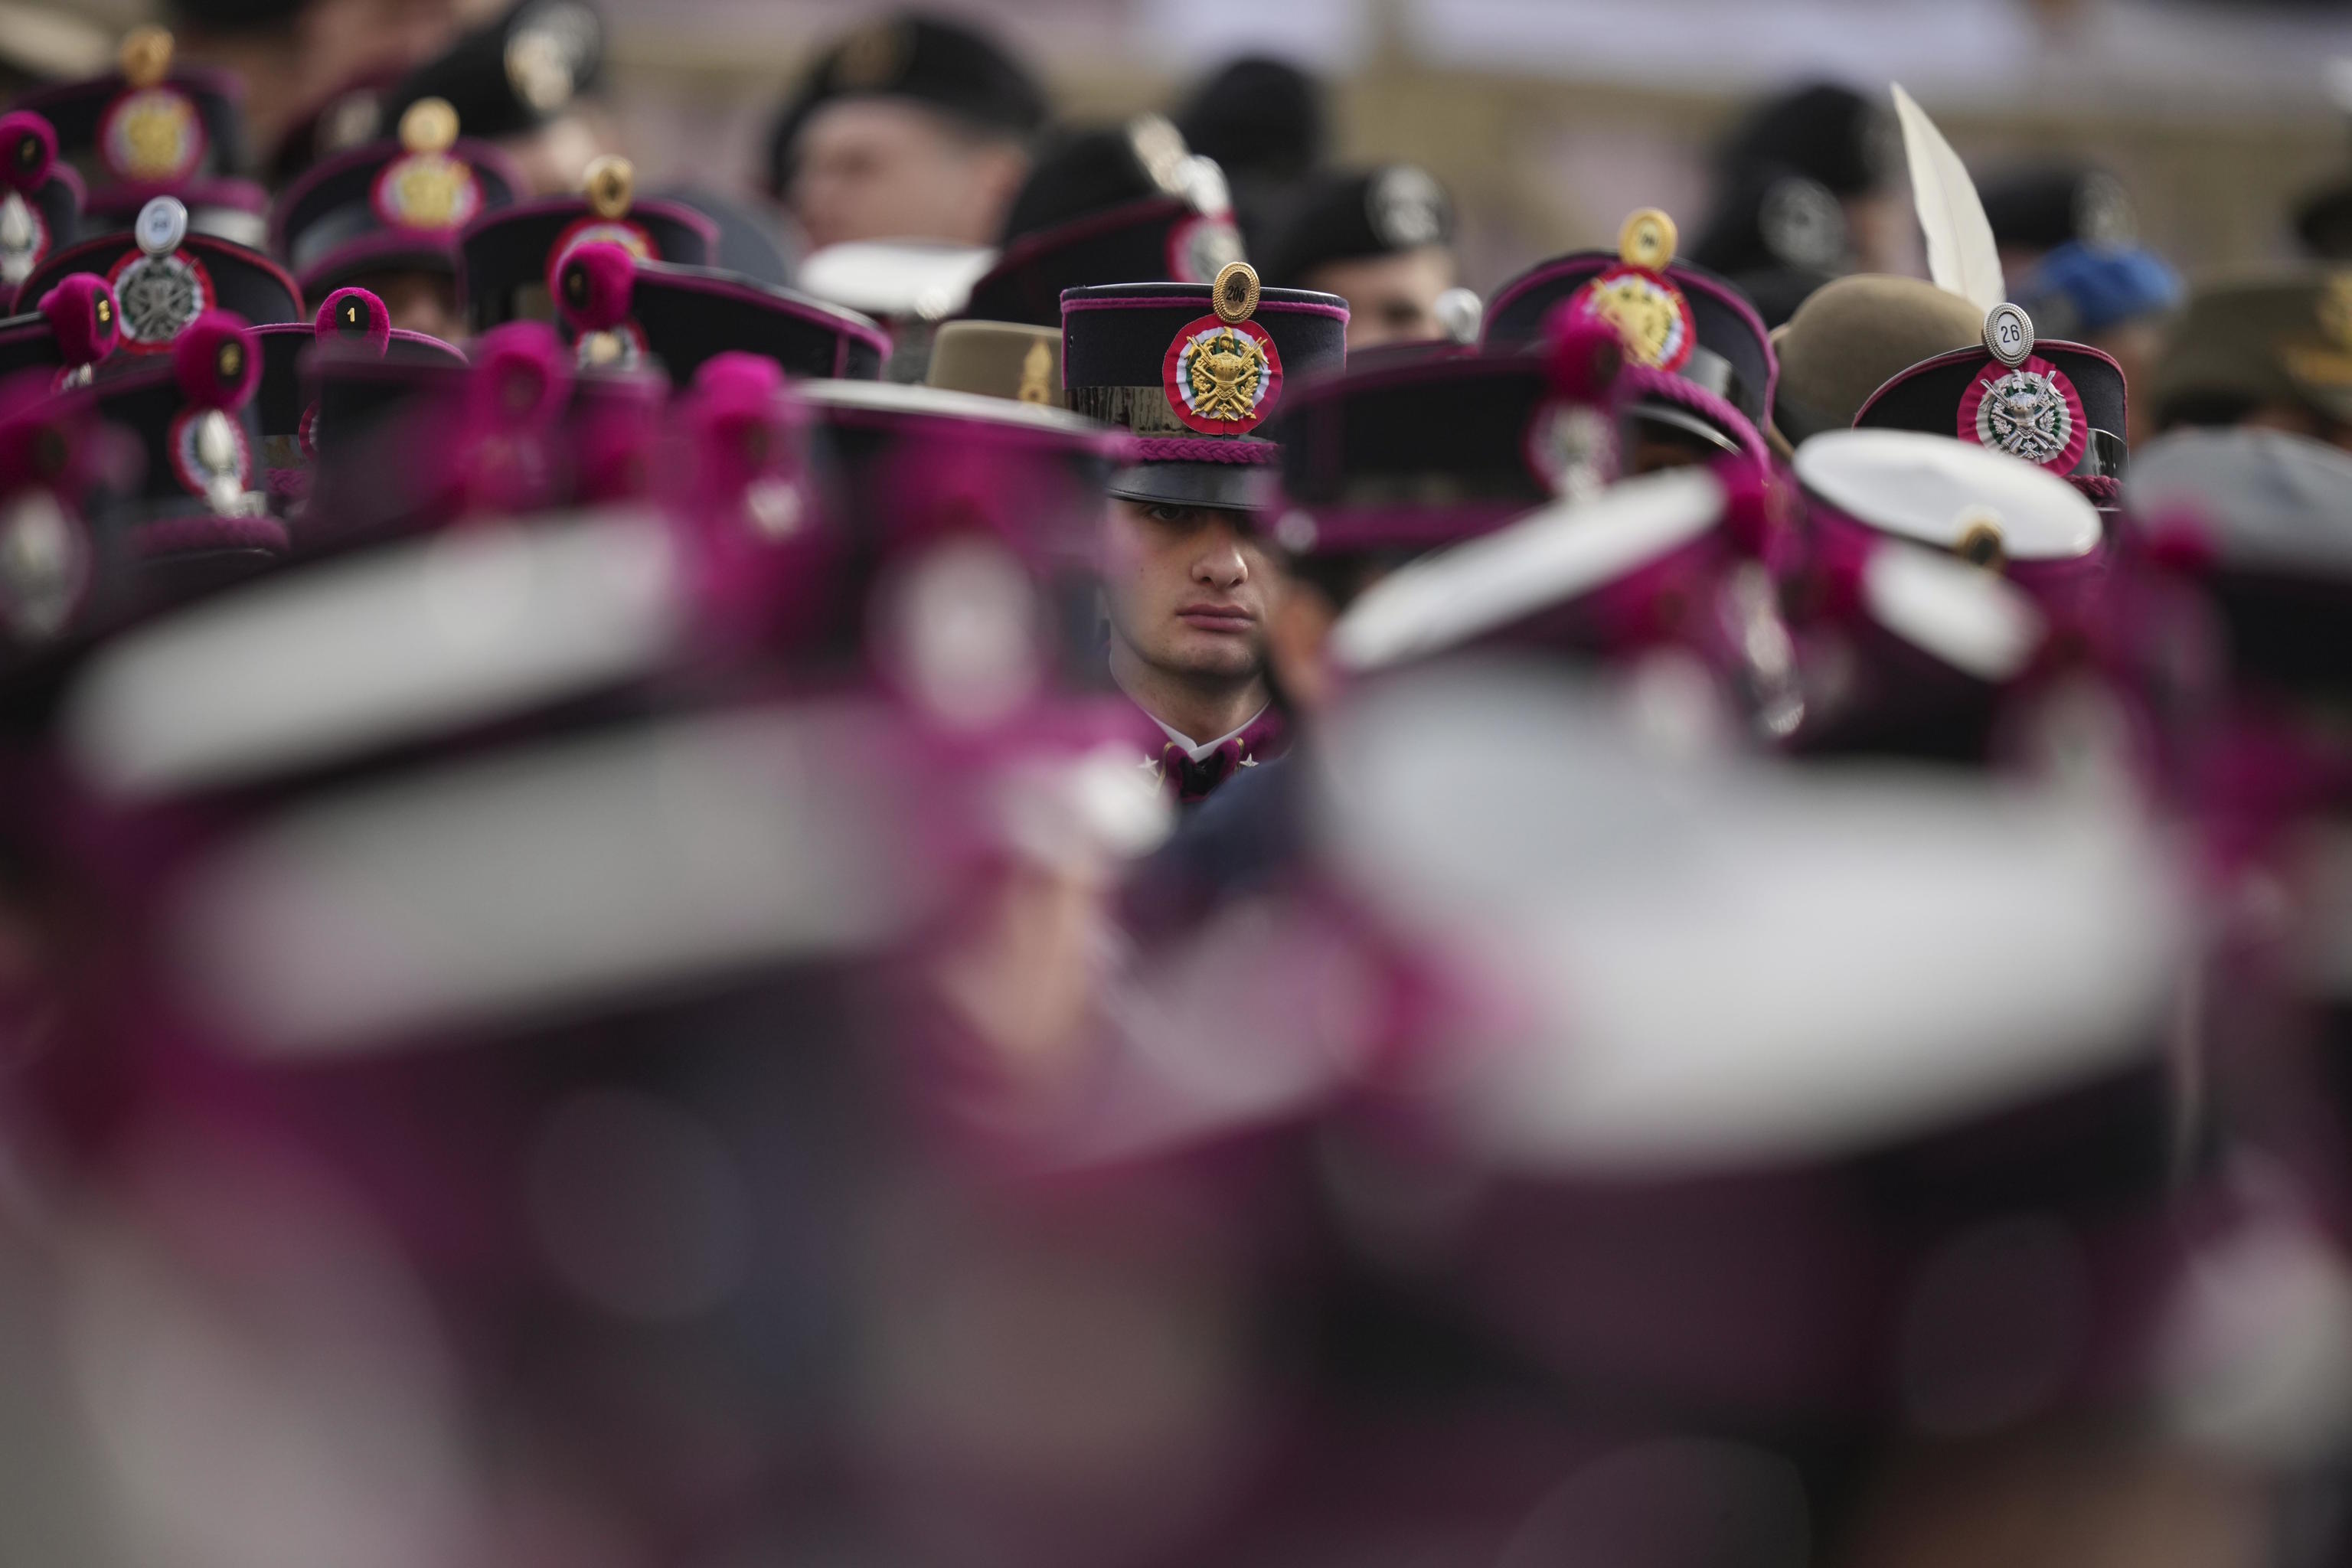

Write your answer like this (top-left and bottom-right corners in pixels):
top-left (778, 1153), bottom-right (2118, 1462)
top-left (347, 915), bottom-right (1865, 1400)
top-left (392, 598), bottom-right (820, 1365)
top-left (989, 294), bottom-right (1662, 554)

top-left (1099, 499), bottom-right (1270, 684)
top-left (788, 99), bottom-right (1025, 252)
top-left (1305, 246), bottom-right (1457, 351)
top-left (350, 269), bottom-right (462, 341)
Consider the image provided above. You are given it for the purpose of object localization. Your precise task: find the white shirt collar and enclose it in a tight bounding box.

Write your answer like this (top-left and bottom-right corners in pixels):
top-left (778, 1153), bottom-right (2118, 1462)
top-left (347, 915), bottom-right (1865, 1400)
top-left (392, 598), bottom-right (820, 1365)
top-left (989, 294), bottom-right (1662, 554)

top-left (1151, 706), bottom-right (1268, 763)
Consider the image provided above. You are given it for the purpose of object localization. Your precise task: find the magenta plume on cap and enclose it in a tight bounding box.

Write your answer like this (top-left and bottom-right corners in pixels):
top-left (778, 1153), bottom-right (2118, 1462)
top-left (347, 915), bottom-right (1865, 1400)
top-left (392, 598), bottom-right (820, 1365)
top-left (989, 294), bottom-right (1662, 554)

top-left (172, 312), bottom-right (258, 410)
top-left (38, 276), bottom-right (117, 368)
top-left (1542, 305), bottom-right (1626, 404)
top-left (315, 286), bottom-right (392, 355)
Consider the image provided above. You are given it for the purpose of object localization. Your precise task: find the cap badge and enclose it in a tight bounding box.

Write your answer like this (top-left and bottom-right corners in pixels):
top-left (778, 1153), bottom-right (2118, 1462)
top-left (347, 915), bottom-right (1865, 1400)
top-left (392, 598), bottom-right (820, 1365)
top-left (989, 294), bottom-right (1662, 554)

top-left (1958, 305), bottom-right (2086, 473)
top-left (168, 405), bottom-right (254, 514)
top-left (0, 190), bottom-right (48, 289)
top-left (1367, 165), bottom-right (1446, 250)
top-left (372, 99), bottom-right (482, 233)
top-left (1570, 208), bottom-right (1696, 373)
top-left (0, 488), bottom-right (88, 643)
top-left (102, 28), bottom-right (204, 185)
top-left (1162, 261), bottom-right (1284, 435)
top-left (505, 5), bottom-right (593, 114)
top-left (108, 197), bottom-right (211, 353)
top-left (1017, 338), bottom-right (1054, 405)
top-left (1759, 175), bottom-right (1844, 270)
top-left (1166, 211), bottom-right (1244, 284)
top-left (1128, 113), bottom-right (1191, 198)
top-left (553, 158), bottom-right (652, 272)
top-left (575, 322), bottom-right (646, 371)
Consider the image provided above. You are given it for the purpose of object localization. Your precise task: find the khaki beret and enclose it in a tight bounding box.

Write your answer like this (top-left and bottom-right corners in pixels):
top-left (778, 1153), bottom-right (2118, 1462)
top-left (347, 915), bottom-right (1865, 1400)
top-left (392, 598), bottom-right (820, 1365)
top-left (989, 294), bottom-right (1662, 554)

top-left (923, 319), bottom-right (1063, 408)
top-left (1770, 274), bottom-right (1985, 446)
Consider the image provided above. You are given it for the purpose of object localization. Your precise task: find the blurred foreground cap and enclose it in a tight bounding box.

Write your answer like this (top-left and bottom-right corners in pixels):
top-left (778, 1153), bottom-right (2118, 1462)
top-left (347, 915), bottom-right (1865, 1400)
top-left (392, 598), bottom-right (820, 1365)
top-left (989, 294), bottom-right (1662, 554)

top-left (763, 12), bottom-right (1047, 197)
top-left (1795, 429), bottom-right (2102, 569)
top-left (1714, 80), bottom-right (1899, 198)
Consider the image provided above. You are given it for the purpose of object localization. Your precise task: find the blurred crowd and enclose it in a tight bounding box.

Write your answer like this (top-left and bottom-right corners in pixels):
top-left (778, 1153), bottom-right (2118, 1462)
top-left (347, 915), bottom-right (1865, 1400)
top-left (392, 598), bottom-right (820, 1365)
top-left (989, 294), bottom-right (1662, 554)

top-left (10, 1), bottom-right (2352, 1564)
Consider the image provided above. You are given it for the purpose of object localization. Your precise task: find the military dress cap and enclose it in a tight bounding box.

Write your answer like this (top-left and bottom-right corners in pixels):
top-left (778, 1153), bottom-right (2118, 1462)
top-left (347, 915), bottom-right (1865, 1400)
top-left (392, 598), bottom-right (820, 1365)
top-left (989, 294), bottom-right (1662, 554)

top-left (924, 318), bottom-right (1062, 406)
top-left (263, 65), bottom-right (405, 191)
top-left (1256, 165), bottom-right (1453, 289)
top-left (16, 195), bottom-right (300, 351)
top-left (2014, 240), bottom-right (2181, 339)
top-left (14, 28), bottom-right (266, 247)
top-left (2148, 272), bottom-right (2352, 430)
top-left (381, 0), bottom-right (605, 146)
top-left (1264, 315), bottom-right (1625, 557)
top-left (2126, 429), bottom-right (2352, 700)
top-left (1978, 162), bottom-right (2138, 255)
top-left (959, 116), bottom-right (1243, 328)
top-left (456, 154), bottom-right (717, 333)
top-left (1853, 303), bottom-right (2129, 488)
top-left (1769, 273), bottom-right (1984, 445)
top-left (1793, 427), bottom-right (2103, 609)
top-left (0, 273), bottom-right (116, 381)
top-left (271, 98), bottom-right (524, 310)
top-left (1060, 263), bottom-right (1347, 513)
top-left (0, 111), bottom-right (83, 296)
top-left (550, 239), bottom-right (888, 384)
top-left (252, 286), bottom-right (466, 508)
top-left (762, 12), bottom-right (1047, 198)
top-left (1482, 208), bottom-right (1775, 462)
top-left (87, 311), bottom-right (286, 599)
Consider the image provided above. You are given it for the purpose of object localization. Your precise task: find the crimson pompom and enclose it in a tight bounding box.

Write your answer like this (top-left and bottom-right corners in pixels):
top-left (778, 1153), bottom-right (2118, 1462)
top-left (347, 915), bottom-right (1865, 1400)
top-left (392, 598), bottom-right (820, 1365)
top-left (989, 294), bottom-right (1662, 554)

top-left (172, 311), bottom-right (259, 411)
top-left (470, 320), bottom-right (570, 430)
top-left (0, 111), bottom-right (55, 195)
top-left (38, 276), bottom-right (116, 368)
top-left (314, 286), bottom-right (391, 355)
top-left (550, 239), bottom-right (635, 335)
top-left (1540, 304), bottom-right (1625, 403)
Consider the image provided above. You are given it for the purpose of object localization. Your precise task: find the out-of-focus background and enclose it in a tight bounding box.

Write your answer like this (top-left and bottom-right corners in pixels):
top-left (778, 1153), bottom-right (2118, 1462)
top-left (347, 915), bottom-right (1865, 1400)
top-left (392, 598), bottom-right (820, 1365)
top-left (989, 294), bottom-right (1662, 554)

top-left (29, 0), bottom-right (2352, 288)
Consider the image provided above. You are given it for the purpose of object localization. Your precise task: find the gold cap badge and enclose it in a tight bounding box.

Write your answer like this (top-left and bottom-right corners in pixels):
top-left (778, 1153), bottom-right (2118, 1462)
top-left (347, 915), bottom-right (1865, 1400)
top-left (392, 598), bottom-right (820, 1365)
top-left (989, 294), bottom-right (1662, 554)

top-left (1619, 207), bottom-right (1677, 272)
top-left (400, 97), bottom-right (459, 155)
top-left (1213, 260), bottom-right (1260, 325)
top-left (120, 26), bottom-right (173, 90)
top-left (583, 154), bottom-right (633, 220)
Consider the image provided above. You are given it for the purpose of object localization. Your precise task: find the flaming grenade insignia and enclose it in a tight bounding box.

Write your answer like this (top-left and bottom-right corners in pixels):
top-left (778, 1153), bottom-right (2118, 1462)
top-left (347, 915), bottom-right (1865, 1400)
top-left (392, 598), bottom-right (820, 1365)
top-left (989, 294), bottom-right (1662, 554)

top-left (1187, 326), bottom-right (1264, 423)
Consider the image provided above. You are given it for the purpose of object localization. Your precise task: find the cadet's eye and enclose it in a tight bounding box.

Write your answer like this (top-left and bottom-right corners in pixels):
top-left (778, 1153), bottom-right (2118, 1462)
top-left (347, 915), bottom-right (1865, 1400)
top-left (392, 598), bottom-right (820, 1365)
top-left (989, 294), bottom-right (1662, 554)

top-left (1143, 503), bottom-right (1192, 527)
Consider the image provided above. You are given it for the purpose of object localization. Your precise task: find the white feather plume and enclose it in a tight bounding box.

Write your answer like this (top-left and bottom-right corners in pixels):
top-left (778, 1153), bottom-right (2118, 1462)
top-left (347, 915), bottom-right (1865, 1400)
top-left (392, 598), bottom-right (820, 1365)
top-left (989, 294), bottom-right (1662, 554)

top-left (1890, 83), bottom-right (2005, 315)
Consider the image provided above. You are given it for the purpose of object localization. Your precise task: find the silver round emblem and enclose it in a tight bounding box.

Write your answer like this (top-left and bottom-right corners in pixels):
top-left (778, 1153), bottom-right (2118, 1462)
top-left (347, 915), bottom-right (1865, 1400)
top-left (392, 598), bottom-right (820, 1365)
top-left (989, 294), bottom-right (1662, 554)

top-left (1974, 368), bottom-right (2073, 467)
top-left (1367, 165), bottom-right (1447, 250)
top-left (115, 253), bottom-right (204, 345)
top-left (0, 489), bottom-right (84, 642)
top-left (1178, 152), bottom-right (1231, 218)
top-left (0, 191), bottom-right (41, 287)
top-left (1126, 113), bottom-right (1191, 199)
top-left (1983, 302), bottom-right (2035, 368)
top-left (1178, 217), bottom-right (1244, 285)
top-left (135, 194), bottom-right (188, 257)
top-left (1433, 286), bottom-right (1483, 345)
top-left (1759, 175), bottom-right (1844, 270)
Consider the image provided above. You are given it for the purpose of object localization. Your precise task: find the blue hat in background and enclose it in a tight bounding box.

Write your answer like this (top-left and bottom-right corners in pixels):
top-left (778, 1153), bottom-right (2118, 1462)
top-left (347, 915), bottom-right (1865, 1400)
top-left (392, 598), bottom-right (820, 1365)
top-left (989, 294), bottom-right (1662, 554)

top-left (2015, 240), bottom-right (2182, 338)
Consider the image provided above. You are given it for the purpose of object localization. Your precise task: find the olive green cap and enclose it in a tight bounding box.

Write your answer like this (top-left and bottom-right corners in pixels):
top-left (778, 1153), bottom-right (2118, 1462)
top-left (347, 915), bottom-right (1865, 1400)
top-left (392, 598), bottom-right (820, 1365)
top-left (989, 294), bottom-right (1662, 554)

top-left (1769, 273), bottom-right (1985, 447)
top-left (923, 319), bottom-right (1064, 408)
top-left (2150, 271), bottom-right (2352, 427)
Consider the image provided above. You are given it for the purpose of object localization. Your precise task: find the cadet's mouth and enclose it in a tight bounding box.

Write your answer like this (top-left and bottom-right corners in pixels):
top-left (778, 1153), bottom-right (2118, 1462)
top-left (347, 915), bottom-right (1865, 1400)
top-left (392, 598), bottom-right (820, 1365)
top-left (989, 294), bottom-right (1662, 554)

top-left (1176, 603), bottom-right (1256, 632)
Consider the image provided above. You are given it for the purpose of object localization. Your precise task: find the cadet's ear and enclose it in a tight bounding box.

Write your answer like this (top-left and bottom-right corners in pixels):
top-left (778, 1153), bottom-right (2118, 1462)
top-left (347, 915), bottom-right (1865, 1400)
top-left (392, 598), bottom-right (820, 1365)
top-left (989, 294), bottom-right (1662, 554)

top-left (1265, 570), bottom-right (1341, 716)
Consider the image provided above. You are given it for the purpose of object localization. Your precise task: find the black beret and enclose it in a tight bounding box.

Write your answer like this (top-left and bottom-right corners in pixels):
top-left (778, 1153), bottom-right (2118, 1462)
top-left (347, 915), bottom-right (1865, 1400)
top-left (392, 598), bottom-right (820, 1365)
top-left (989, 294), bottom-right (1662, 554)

top-left (1062, 269), bottom-right (1347, 512)
top-left (1171, 56), bottom-right (1324, 187)
top-left (1257, 165), bottom-right (1453, 288)
top-left (381, 0), bottom-right (606, 146)
top-left (1714, 82), bottom-right (1896, 197)
top-left (1978, 164), bottom-right (2138, 254)
top-left (1854, 331), bottom-right (2128, 485)
top-left (763, 14), bottom-right (1047, 198)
